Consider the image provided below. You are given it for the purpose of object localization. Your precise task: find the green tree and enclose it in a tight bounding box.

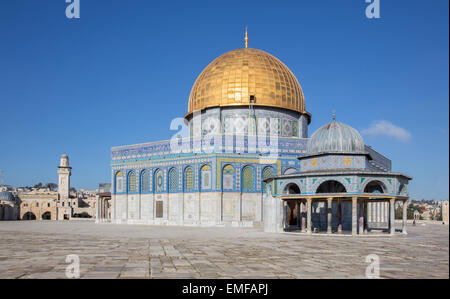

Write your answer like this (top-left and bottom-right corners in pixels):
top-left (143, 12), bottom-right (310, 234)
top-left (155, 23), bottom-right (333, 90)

top-left (45, 183), bottom-right (57, 191)
top-left (33, 182), bottom-right (43, 189)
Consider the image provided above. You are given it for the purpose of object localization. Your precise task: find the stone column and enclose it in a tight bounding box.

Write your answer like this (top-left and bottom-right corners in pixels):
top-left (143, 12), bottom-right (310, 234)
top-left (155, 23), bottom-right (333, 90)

top-left (359, 199), bottom-right (365, 234)
top-left (337, 199), bottom-right (342, 234)
top-left (96, 197), bottom-right (100, 221)
top-left (297, 202), bottom-right (301, 228)
top-left (402, 199), bottom-right (408, 235)
top-left (352, 196), bottom-right (357, 236)
top-left (283, 201), bottom-right (288, 230)
top-left (389, 198), bottom-right (396, 235)
top-left (327, 197), bottom-right (333, 234)
top-left (307, 197), bottom-right (312, 234)
top-left (364, 200), bottom-right (368, 234)
top-left (301, 201), bottom-right (306, 233)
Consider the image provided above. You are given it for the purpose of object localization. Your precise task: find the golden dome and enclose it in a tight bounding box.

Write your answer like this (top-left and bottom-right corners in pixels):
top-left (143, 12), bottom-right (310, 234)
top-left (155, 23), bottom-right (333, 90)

top-left (186, 48), bottom-right (307, 118)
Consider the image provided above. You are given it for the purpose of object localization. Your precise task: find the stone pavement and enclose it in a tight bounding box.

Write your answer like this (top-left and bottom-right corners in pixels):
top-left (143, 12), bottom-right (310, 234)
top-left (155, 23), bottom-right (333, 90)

top-left (0, 221), bottom-right (448, 279)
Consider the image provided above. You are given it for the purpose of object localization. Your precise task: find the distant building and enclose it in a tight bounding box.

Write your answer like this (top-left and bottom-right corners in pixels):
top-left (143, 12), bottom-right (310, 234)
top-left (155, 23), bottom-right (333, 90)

top-left (98, 183), bottom-right (111, 193)
top-left (2, 154), bottom-right (97, 221)
top-left (442, 201), bottom-right (449, 224)
top-left (0, 191), bottom-right (19, 220)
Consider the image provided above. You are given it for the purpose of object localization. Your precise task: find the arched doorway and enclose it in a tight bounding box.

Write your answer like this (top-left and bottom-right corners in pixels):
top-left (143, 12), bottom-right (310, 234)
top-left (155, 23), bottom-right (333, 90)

top-left (316, 180), bottom-right (347, 193)
top-left (22, 212), bottom-right (36, 220)
top-left (42, 211), bottom-right (51, 220)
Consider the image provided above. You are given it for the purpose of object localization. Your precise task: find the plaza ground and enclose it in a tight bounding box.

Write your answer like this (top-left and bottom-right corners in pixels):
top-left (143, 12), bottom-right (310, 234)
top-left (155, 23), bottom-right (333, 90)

top-left (0, 221), bottom-right (448, 279)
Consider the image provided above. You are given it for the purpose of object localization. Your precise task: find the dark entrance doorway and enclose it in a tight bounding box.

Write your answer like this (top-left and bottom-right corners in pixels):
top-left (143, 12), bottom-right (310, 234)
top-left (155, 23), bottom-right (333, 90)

top-left (22, 212), bottom-right (36, 220)
top-left (42, 212), bottom-right (51, 220)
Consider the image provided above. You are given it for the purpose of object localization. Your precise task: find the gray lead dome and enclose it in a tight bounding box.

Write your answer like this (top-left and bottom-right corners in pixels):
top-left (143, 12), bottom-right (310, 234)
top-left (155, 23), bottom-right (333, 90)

top-left (0, 191), bottom-right (15, 201)
top-left (306, 120), bottom-right (365, 154)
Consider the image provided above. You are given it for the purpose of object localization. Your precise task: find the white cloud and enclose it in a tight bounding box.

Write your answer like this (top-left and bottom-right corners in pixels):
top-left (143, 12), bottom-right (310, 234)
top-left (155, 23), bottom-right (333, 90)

top-left (362, 120), bottom-right (412, 142)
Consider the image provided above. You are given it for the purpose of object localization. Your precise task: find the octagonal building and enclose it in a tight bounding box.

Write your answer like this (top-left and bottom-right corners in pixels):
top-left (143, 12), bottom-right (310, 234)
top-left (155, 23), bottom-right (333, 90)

top-left (106, 35), bottom-right (411, 235)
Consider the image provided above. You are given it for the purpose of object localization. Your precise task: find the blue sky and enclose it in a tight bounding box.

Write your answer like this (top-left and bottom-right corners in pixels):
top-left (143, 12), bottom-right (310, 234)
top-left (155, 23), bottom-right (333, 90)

top-left (0, 0), bottom-right (448, 200)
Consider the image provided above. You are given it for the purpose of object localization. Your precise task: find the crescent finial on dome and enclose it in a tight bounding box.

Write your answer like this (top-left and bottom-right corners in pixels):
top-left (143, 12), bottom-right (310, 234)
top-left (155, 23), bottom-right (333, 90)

top-left (244, 26), bottom-right (249, 48)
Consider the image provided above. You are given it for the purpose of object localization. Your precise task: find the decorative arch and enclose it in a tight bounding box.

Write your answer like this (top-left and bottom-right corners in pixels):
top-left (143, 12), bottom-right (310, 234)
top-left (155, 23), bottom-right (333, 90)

top-left (222, 164), bottom-right (235, 191)
top-left (200, 164), bottom-right (212, 190)
top-left (283, 168), bottom-right (298, 175)
top-left (184, 166), bottom-right (194, 191)
top-left (241, 165), bottom-right (255, 192)
top-left (361, 179), bottom-right (391, 193)
top-left (316, 180), bottom-right (347, 194)
top-left (311, 177), bottom-right (350, 194)
top-left (140, 169), bottom-right (149, 193)
top-left (363, 179), bottom-right (388, 194)
top-left (168, 168), bottom-right (178, 193)
top-left (283, 182), bottom-right (301, 194)
top-left (127, 171), bottom-right (136, 193)
top-left (154, 169), bottom-right (163, 193)
top-left (115, 171), bottom-right (123, 193)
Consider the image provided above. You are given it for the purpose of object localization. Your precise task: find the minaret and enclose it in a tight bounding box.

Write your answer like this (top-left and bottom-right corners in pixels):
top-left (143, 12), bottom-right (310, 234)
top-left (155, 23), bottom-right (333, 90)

top-left (57, 153), bottom-right (71, 199)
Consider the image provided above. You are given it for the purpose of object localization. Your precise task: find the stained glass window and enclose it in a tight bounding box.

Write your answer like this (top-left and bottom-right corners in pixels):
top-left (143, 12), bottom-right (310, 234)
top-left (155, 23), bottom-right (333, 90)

top-left (242, 166), bottom-right (254, 191)
top-left (184, 167), bottom-right (194, 191)
top-left (263, 167), bottom-right (273, 179)
top-left (201, 165), bottom-right (211, 190)
top-left (127, 171), bottom-right (136, 193)
top-left (140, 170), bottom-right (149, 193)
top-left (262, 167), bottom-right (273, 189)
top-left (222, 165), bottom-right (234, 190)
top-left (169, 168), bottom-right (178, 192)
top-left (155, 170), bottom-right (163, 192)
top-left (115, 171), bottom-right (123, 193)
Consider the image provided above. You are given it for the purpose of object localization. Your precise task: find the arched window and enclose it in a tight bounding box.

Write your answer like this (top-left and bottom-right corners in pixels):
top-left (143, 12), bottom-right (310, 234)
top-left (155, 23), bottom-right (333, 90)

top-left (154, 169), bottom-right (163, 192)
top-left (140, 170), bottom-right (149, 193)
top-left (184, 167), bottom-right (194, 191)
top-left (127, 172), bottom-right (136, 193)
top-left (200, 165), bottom-right (212, 190)
top-left (263, 167), bottom-right (274, 179)
top-left (242, 166), bottom-right (254, 192)
top-left (222, 165), bottom-right (234, 191)
top-left (169, 168), bottom-right (178, 192)
top-left (115, 171), bottom-right (123, 193)
top-left (262, 166), bottom-right (274, 190)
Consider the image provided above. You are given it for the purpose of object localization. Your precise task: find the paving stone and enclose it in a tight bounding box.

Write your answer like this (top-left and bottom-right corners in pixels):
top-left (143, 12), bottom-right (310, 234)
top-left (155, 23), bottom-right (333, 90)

top-left (0, 221), bottom-right (447, 279)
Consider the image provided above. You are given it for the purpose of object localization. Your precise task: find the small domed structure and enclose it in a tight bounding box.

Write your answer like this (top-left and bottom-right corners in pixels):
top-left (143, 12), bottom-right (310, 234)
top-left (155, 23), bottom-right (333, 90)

top-left (0, 191), bottom-right (15, 201)
top-left (306, 119), bottom-right (365, 154)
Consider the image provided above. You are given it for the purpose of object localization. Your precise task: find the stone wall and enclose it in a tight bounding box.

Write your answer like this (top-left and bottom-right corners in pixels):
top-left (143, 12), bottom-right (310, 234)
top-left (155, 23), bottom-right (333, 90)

top-left (111, 192), bottom-right (263, 227)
